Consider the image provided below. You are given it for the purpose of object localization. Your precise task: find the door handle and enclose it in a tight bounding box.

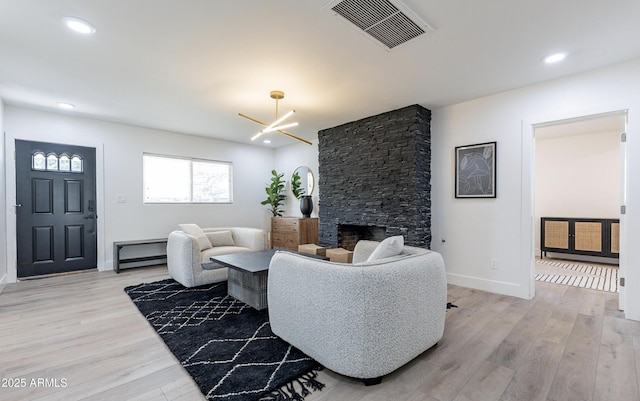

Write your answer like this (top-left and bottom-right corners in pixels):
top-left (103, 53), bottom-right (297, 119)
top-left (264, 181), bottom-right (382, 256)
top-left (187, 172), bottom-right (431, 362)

top-left (84, 213), bottom-right (97, 235)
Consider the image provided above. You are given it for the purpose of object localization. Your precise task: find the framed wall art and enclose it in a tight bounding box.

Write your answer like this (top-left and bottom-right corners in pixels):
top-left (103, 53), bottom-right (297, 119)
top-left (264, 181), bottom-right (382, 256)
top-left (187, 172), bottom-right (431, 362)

top-left (455, 141), bottom-right (496, 198)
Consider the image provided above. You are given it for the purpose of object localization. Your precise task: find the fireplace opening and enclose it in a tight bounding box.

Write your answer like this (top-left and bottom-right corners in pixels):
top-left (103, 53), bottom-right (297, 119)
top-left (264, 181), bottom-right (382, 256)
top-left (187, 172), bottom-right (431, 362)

top-left (338, 224), bottom-right (387, 251)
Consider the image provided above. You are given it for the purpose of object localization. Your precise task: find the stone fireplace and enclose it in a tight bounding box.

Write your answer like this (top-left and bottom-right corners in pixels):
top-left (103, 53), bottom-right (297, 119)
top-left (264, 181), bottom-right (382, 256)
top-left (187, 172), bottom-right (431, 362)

top-left (318, 104), bottom-right (431, 249)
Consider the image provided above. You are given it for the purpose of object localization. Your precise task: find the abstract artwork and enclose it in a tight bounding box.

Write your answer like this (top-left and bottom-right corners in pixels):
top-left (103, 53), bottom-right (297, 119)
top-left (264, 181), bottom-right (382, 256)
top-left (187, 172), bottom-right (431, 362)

top-left (455, 141), bottom-right (496, 198)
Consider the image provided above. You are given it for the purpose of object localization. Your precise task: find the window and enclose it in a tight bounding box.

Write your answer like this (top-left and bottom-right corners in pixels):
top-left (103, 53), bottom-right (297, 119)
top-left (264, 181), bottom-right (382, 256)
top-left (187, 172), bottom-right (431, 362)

top-left (32, 151), bottom-right (83, 173)
top-left (143, 154), bottom-right (233, 203)
top-left (59, 155), bottom-right (71, 171)
top-left (33, 152), bottom-right (45, 170)
top-left (46, 153), bottom-right (58, 170)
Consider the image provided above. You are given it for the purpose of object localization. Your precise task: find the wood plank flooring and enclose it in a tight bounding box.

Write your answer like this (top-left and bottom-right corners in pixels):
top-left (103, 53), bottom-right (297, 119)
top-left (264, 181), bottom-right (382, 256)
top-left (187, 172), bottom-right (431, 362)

top-left (0, 265), bottom-right (638, 401)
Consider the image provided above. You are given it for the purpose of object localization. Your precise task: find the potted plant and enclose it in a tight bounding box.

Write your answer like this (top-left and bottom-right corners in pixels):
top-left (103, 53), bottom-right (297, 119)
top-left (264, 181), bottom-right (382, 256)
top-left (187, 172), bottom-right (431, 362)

top-left (291, 171), bottom-right (305, 199)
top-left (261, 170), bottom-right (287, 217)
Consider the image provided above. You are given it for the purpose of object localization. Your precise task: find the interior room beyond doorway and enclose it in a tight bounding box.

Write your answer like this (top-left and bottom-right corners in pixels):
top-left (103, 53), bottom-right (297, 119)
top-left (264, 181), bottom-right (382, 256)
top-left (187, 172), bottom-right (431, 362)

top-left (534, 112), bottom-right (626, 293)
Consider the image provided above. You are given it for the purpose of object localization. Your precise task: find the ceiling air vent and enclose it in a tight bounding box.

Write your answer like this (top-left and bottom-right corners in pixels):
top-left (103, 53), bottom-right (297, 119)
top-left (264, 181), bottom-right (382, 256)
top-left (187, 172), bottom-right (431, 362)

top-left (325, 0), bottom-right (434, 50)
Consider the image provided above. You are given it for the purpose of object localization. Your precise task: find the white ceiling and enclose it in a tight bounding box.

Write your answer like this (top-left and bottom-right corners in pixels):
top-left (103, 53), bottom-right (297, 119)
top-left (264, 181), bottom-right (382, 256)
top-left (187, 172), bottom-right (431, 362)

top-left (1, 0), bottom-right (639, 147)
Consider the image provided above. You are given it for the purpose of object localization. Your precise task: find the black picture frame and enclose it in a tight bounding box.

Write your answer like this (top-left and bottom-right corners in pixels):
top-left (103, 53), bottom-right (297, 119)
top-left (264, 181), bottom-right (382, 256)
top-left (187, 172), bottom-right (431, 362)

top-left (455, 141), bottom-right (496, 198)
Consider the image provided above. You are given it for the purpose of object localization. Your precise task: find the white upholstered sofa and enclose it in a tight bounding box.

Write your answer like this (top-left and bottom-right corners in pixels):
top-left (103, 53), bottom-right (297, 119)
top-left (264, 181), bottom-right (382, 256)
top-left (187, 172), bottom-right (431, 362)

top-left (167, 225), bottom-right (267, 287)
top-left (267, 239), bottom-right (447, 384)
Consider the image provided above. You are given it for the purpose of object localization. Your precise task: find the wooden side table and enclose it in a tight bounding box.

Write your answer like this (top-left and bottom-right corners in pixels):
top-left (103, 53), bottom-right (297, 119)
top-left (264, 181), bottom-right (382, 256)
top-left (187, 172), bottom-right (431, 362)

top-left (326, 248), bottom-right (353, 263)
top-left (271, 217), bottom-right (319, 250)
top-left (298, 244), bottom-right (327, 256)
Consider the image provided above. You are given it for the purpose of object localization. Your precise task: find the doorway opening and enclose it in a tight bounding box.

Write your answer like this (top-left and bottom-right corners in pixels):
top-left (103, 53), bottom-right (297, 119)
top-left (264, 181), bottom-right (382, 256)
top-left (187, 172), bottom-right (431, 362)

top-left (533, 111), bottom-right (626, 296)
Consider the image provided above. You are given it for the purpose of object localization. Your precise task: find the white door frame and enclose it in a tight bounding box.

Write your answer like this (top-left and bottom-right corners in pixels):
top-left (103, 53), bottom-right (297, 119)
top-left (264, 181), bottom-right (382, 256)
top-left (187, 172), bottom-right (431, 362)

top-left (523, 110), bottom-right (628, 308)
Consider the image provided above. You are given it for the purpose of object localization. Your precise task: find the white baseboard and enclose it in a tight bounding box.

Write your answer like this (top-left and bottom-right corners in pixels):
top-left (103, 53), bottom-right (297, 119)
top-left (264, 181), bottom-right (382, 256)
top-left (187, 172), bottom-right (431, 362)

top-left (446, 272), bottom-right (531, 300)
top-left (99, 261), bottom-right (114, 272)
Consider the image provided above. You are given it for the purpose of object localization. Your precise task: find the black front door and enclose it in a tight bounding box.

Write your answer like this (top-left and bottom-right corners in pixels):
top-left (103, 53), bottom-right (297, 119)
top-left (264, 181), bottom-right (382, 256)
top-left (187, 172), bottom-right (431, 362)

top-left (16, 140), bottom-right (97, 278)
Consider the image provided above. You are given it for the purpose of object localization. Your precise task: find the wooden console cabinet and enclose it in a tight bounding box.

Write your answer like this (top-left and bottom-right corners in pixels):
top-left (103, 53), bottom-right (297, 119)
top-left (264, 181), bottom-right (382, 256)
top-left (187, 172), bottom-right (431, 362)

top-left (541, 217), bottom-right (619, 259)
top-left (271, 217), bottom-right (318, 250)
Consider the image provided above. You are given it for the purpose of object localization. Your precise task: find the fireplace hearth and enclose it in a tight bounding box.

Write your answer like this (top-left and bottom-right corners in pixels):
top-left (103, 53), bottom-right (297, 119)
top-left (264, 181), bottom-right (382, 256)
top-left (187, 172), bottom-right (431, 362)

top-left (318, 104), bottom-right (431, 249)
top-left (338, 224), bottom-right (387, 251)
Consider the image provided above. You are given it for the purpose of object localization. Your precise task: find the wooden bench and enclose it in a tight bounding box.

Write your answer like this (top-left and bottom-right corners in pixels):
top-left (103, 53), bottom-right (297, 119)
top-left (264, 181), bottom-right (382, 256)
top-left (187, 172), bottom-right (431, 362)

top-left (113, 238), bottom-right (168, 273)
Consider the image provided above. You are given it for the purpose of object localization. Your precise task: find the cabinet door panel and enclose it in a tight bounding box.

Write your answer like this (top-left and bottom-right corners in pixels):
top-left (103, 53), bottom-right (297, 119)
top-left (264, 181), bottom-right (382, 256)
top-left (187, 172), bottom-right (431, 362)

top-left (544, 220), bottom-right (569, 250)
top-left (611, 222), bottom-right (620, 254)
top-left (574, 222), bottom-right (602, 252)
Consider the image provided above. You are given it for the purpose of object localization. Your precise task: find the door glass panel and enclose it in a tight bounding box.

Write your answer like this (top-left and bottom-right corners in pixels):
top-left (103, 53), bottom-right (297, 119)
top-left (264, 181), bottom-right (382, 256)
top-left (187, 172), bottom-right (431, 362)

top-left (47, 154), bottom-right (58, 170)
top-left (71, 156), bottom-right (83, 172)
top-left (59, 155), bottom-right (71, 171)
top-left (31, 151), bottom-right (83, 173)
top-left (32, 152), bottom-right (46, 170)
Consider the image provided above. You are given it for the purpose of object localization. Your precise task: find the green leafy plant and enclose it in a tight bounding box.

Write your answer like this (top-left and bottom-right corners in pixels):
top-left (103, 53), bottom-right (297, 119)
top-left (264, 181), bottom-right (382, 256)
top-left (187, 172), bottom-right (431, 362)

top-left (261, 170), bottom-right (287, 217)
top-left (291, 171), bottom-right (305, 199)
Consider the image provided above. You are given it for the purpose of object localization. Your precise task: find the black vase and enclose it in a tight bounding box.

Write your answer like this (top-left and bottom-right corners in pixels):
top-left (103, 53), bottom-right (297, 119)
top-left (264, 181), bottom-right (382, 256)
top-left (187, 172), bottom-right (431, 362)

top-left (300, 195), bottom-right (313, 218)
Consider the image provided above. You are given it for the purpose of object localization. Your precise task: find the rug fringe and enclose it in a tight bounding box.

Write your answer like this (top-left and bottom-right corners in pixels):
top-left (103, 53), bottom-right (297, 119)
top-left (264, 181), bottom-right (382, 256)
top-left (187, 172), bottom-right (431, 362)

top-left (259, 368), bottom-right (325, 401)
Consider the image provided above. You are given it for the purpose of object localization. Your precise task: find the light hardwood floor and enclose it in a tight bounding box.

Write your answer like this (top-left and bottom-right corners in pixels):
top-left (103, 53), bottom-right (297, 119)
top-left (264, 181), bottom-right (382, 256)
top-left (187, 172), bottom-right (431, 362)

top-left (1, 265), bottom-right (638, 401)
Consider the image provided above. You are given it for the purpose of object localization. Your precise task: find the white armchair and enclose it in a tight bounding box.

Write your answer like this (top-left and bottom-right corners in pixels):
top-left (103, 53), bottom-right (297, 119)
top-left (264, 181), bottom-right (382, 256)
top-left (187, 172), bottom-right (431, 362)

top-left (167, 226), bottom-right (267, 287)
top-left (267, 240), bottom-right (447, 384)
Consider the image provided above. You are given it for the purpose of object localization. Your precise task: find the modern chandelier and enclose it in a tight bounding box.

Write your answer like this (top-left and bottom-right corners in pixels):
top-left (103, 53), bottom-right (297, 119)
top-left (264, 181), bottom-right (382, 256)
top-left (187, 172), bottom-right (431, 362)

top-left (239, 91), bottom-right (311, 145)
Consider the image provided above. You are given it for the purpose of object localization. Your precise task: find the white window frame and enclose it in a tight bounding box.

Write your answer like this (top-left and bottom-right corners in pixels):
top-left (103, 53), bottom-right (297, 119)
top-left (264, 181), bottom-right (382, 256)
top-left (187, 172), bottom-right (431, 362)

top-left (143, 153), bottom-right (233, 204)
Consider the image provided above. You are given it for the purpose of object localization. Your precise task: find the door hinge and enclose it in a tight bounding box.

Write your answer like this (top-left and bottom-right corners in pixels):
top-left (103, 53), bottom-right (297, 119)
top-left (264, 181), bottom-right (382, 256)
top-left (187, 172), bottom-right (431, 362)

top-left (621, 132), bottom-right (627, 142)
top-left (621, 205), bottom-right (627, 215)
top-left (620, 277), bottom-right (625, 287)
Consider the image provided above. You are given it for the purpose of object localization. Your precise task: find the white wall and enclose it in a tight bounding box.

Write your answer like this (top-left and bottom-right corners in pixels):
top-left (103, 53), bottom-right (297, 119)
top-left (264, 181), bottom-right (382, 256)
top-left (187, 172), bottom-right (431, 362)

top-left (430, 58), bottom-right (640, 320)
top-left (3, 106), bottom-right (276, 281)
top-left (536, 131), bottom-right (620, 219)
top-left (274, 140), bottom-right (319, 218)
top-left (0, 98), bottom-right (6, 290)
top-left (535, 131), bottom-right (620, 254)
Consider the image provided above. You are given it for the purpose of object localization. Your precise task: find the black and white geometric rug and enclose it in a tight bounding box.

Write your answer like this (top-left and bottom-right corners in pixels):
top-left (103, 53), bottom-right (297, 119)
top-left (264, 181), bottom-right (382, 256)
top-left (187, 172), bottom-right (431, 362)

top-left (535, 259), bottom-right (618, 293)
top-left (124, 279), bottom-right (324, 401)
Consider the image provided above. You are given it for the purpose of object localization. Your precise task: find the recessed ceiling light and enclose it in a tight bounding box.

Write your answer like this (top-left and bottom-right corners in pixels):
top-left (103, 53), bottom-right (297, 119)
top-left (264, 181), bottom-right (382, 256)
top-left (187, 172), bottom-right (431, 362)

top-left (57, 102), bottom-right (75, 110)
top-left (62, 17), bottom-right (96, 35)
top-left (263, 140), bottom-right (272, 144)
top-left (544, 52), bottom-right (567, 64)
